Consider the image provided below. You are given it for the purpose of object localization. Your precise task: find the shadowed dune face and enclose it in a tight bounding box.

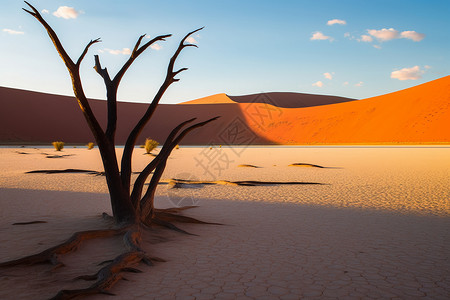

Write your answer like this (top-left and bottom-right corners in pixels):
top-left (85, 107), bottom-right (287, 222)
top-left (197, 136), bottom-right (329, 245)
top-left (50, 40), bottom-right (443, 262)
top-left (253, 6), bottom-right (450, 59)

top-left (179, 92), bottom-right (355, 108)
top-left (1, 76), bottom-right (449, 145)
top-left (119, 102), bottom-right (274, 145)
top-left (0, 87), bottom-right (272, 145)
top-left (228, 92), bottom-right (355, 108)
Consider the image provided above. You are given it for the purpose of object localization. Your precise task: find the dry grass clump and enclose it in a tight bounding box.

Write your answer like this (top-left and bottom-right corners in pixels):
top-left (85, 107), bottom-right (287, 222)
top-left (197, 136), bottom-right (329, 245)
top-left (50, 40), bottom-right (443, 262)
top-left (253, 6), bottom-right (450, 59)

top-left (52, 141), bottom-right (64, 151)
top-left (144, 138), bottom-right (159, 154)
top-left (87, 142), bottom-right (95, 150)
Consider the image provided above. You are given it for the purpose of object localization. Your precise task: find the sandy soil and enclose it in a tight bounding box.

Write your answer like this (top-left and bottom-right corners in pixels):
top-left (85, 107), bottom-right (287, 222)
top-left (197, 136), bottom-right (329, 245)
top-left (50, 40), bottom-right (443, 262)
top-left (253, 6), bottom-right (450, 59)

top-left (0, 146), bottom-right (449, 299)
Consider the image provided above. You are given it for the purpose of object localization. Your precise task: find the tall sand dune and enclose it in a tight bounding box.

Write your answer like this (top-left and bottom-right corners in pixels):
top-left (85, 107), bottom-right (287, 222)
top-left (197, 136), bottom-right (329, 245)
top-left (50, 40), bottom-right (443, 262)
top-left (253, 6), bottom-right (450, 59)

top-left (242, 76), bottom-right (450, 144)
top-left (1, 76), bottom-right (449, 145)
top-left (180, 92), bottom-right (355, 108)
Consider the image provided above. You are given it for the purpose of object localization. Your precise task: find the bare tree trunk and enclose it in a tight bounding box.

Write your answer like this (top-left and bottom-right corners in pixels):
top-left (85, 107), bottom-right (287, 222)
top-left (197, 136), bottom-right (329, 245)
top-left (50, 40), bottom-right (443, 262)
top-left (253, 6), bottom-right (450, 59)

top-left (98, 142), bottom-right (137, 224)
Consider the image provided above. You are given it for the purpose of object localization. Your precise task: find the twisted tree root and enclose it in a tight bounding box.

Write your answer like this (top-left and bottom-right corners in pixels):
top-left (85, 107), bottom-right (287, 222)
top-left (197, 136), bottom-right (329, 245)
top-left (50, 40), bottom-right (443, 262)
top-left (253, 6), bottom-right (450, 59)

top-left (1, 208), bottom-right (220, 299)
top-left (0, 228), bottom-right (123, 268)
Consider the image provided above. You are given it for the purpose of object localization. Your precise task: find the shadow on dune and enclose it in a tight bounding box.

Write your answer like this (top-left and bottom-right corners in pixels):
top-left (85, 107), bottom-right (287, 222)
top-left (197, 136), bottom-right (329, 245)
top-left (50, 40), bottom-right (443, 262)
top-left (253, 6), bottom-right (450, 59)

top-left (228, 92), bottom-right (355, 108)
top-left (0, 87), bottom-right (274, 145)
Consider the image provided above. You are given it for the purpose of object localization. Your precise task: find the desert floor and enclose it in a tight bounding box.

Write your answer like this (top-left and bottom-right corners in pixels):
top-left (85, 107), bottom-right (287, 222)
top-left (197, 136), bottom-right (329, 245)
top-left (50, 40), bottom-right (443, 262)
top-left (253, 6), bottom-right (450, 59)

top-left (0, 146), bottom-right (449, 299)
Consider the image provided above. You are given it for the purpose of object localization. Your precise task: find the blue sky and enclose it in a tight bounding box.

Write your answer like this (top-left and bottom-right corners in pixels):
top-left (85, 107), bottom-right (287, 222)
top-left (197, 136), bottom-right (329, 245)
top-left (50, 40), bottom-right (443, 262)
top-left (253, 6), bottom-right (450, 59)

top-left (1, 0), bottom-right (449, 104)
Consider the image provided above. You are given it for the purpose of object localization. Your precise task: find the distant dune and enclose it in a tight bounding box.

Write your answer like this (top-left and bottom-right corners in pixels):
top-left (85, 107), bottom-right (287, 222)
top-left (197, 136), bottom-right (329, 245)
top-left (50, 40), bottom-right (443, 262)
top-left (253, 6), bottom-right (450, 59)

top-left (178, 93), bottom-right (235, 105)
top-left (1, 76), bottom-right (449, 145)
top-left (228, 92), bottom-right (355, 108)
top-left (179, 92), bottom-right (355, 108)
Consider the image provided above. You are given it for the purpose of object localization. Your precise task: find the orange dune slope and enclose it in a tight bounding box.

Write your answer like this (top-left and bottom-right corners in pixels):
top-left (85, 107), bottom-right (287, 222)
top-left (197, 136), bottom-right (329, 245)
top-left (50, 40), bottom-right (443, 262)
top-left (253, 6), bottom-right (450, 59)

top-left (242, 76), bottom-right (450, 144)
top-left (180, 92), bottom-right (355, 108)
top-left (179, 93), bottom-right (236, 104)
top-left (0, 76), bottom-right (448, 145)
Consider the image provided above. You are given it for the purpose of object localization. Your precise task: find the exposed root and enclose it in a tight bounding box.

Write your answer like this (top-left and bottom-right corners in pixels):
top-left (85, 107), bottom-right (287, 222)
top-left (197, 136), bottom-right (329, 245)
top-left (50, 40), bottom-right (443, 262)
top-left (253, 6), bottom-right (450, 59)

top-left (12, 220), bottom-right (48, 225)
top-left (45, 154), bottom-right (75, 159)
top-left (155, 206), bottom-right (199, 213)
top-left (0, 228), bottom-right (123, 268)
top-left (74, 274), bottom-right (98, 281)
top-left (162, 178), bottom-right (324, 187)
top-left (101, 212), bottom-right (115, 222)
top-left (122, 267), bottom-right (143, 273)
top-left (26, 169), bottom-right (105, 176)
top-left (49, 224), bottom-right (171, 299)
top-left (237, 164), bottom-right (261, 168)
top-left (288, 162), bottom-right (341, 169)
top-left (2, 211), bottom-right (215, 298)
top-left (0, 223), bottom-right (160, 299)
top-left (154, 210), bottom-right (222, 225)
top-left (15, 151), bottom-right (31, 155)
top-left (26, 169), bottom-right (143, 176)
top-left (150, 217), bottom-right (198, 236)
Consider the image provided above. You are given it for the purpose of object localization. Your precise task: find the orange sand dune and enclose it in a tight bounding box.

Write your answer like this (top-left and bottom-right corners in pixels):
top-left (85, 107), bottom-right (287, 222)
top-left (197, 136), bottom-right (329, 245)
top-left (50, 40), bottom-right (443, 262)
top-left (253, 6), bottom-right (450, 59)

top-left (180, 92), bottom-right (355, 108)
top-left (1, 76), bottom-right (449, 145)
top-left (178, 93), bottom-right (236, 104)
top-left (242, 76), bottom-right (450, 144)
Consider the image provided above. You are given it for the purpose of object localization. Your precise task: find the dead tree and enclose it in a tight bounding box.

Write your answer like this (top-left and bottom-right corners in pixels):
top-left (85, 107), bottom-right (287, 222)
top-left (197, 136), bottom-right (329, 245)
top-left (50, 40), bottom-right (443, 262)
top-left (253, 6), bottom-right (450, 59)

top-left (0, 2), bottom-right (219, 299)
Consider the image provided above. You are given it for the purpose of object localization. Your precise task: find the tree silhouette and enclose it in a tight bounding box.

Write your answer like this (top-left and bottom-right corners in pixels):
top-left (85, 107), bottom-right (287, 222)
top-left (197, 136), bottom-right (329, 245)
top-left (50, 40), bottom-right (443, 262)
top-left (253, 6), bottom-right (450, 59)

top-left (0, 2), bottom-right (219, 299)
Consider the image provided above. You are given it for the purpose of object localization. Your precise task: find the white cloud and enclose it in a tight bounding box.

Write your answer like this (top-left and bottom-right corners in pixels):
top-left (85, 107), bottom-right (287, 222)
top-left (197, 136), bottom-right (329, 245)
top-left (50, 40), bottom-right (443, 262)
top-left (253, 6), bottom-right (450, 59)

top-left (343, 81), bottom-right (349, 86)
top-left (103, 48), bottom-right (132, 55)
top-left (424, 65), bottom-right (431, 69)
top-left (150, 43), bottom-right (162, 50)
top-left (186, 36), bottom-right (197, 44)
top-left (3, 28), bottom-right (24, 35)
top-left (373, 45), bottom-right (382, 49)
top-left (312, 81), bottom-right (324, 87)
top-left (367, 28), bottom-right (399, 41)
top-left (391, 66), bottom-right (424, 80)
top-left (344, 32), bottom-right (350, 38)
top-left (327, 19), bottom-right (346, 26)
top-left (324, 72), bottom-right (333, 80)
top-left (367, 28), bottom-right (425, 43)
top-left (41, 9), bottom-right (49, 14)
top-left (53, 6), bottom-right (79, 19)
top-left (355, 81), bottom-right (364, 87)
top-left (400, 30), bottom-right (425, 42)
top-left (310, 31), bottom-right (333, 41)
top-left (360, 34), bottom-right (373, 42)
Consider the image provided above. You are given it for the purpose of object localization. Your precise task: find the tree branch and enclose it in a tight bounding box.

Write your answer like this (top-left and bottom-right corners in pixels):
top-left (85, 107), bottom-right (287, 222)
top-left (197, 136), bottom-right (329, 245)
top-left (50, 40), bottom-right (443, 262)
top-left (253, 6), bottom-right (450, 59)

top-left (130, 118), bottom-right (197, 208)
top-left (140, 161), bottom-right (166, 219)
top-left (139, 116), bottom-right (219, 220)
top-left (112, 34), bottom-right (172, 87)
top-left (94, 55), bottom-right (117, 140)
top-left (23, 1), bottom-right (74, 70)
top-left (77, 38), bottom-right (101, 67)
top-left (166, 27), bottom-right (203, 83)
top-left (121, 27), bottom-right (204, 194)
top-left (23, 1), bottom-right (106, 144)
top-left (94, 55), bottom-right (112, 85)
top-left (96, 34), bottom-right (171, 143)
